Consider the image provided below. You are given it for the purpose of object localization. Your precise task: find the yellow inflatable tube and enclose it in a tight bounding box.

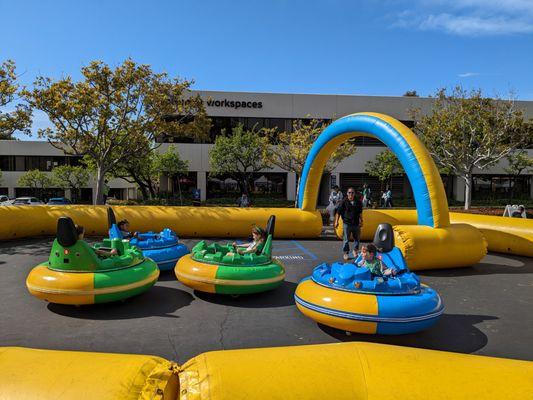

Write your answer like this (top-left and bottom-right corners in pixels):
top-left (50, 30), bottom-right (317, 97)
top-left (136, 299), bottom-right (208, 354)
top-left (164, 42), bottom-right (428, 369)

top-left (0, 205), bottom-right (322, 240)
top-left (335, 209), bottom-right (533, 258)
top-left (2, 343), bottom-right (532, 399)
top-left (0, 347), bottom-right (179, 400)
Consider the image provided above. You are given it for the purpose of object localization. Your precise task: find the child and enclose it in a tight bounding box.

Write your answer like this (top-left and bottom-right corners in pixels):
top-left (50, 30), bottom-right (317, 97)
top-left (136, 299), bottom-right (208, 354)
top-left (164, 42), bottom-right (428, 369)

top-left (75, 225), bottom-right (117, 257)
top-left (356, 243), bottom-right (396, 277)
top-left (231, 226), bottom-right (266, 255)
top-left (117, 219), bottom-right (139, 240)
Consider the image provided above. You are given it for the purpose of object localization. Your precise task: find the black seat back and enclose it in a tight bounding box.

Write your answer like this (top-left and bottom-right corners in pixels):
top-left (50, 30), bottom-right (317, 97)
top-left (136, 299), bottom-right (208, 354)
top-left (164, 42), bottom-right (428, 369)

top-left (107, 207), bottom-right (116, 229)
top-left (373, 223), bottom-right (394, 253)
top-left (57, 217), bottom-right (78, 247)
top-left (266, 215), bottom-right (276, 239)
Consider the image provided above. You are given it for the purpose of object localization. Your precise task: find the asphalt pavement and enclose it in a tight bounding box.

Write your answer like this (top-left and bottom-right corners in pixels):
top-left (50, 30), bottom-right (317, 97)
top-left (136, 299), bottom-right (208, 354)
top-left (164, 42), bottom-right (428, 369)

top-left (0, 236), bottom-right (532, 363)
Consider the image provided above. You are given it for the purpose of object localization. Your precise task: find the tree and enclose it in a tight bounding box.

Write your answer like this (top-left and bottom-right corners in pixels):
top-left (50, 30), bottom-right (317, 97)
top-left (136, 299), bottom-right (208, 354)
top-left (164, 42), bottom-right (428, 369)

top-left (24, 59), bottom-right (210, 205)
top-left (0, 60), bottom-right (32, 139)
top-left (403, 90), bottom-right (419, 97)
top-left (51, 165), bottom-right (90, 203)
top-left (210, 124), bottom-right (270, 195)
top-left (154, 145), bottom-right (189, 204)
top-left (365, 150), bottom-right (403, 190)
top-left (18, 169), bottom-right (51, 200)
top-left (108, 138), bottom-right (159, 200)
top-left (265, 118), bottom-right (356, 205)
top-left (504, 150), bottom-right (533, 200)
top-left (411, 86), bottom-right (532, 210)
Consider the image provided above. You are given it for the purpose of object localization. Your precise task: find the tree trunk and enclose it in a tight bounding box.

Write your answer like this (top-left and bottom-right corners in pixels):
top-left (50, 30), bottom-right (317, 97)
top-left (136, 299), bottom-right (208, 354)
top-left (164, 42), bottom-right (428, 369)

top-left (138, 184), bottom-right (149, 200)
top-left (95, 167), bottom-right (106, 205)
top-left (464, 173), bottom-right (472, 210)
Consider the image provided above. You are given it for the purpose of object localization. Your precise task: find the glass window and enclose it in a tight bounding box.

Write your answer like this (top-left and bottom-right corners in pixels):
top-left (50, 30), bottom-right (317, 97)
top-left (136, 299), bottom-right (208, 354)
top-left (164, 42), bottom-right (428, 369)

top-left (15, 156), bottom-right (25, 171)
top-left (0, 156), bottom-right (13, 171)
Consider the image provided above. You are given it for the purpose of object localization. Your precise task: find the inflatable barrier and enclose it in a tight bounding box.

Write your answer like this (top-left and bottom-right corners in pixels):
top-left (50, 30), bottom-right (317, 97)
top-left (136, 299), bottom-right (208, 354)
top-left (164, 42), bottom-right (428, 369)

top-left (0, 205), bottom-right (322, 240)
top-left (1, 342), bottom-right (533, 399)
top-left (0, 347), bottom-right (179, 400)
top-left (335, 209), bottom-right (533, 259)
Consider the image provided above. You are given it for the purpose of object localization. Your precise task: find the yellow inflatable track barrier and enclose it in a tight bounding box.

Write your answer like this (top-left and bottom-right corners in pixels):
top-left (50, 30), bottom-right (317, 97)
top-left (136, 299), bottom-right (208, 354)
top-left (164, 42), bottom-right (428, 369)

top-left (0, 347), bottom-right (180, 400)
top-left (0, 205), bottom-right (322, 240)
top-left (1, 343), bottom-right (532, 400)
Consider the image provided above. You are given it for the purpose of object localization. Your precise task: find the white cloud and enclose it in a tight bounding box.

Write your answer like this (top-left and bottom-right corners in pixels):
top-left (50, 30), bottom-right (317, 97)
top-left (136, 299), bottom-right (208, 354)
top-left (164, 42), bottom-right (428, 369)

top-left (458, 72), bottom-right (480, 77)
top-left (393, 0), bottom-right (533, 36)
top-left (419, 13), bottom-right (533, 36)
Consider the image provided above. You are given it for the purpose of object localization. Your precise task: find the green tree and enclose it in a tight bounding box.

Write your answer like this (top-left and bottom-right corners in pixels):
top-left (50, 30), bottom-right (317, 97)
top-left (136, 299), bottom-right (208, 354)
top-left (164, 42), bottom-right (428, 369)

top-left (18, 169), bottom-right (51, 200)
top-left (504, 150), bottom-right (533, 200)
top-left (365, 150), bottom-right (403, 190)
top-left (0, 60), bottom-right (32, 139)
top-left (210, 124), bottom-right (270, 195)
top-left (411, 86), bottom-right (532, 210)
top-left (24, 59), bottom-right (209, 205)
top-left (51, 165), bottom-right (90, 203)
top-left (108, 138), bottom-right (159, 200)
top-left (154, 145), bottom-right (189, 204)
top-left (403, 90), bottom-right (419, 97)
top-left (265, 118), bottom-right (356, 205)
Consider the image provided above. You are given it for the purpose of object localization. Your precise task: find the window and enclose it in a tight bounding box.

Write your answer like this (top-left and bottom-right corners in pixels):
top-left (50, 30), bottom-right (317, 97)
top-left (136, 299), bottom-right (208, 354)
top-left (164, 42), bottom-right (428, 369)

top-left (15, 156), bottom-right (25, 171)
top-left (473, 175), bottom-right (532, 199)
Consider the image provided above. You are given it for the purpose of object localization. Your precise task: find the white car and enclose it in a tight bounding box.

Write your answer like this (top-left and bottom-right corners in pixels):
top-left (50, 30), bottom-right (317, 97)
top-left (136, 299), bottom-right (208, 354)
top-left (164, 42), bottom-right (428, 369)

top-left (12, 197), bottom-right (44, 206)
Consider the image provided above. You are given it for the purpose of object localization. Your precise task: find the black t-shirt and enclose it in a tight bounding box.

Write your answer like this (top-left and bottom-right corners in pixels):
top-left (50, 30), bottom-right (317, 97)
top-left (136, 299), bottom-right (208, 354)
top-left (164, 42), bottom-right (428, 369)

top-left (336, 198), bottom-right (363, 225)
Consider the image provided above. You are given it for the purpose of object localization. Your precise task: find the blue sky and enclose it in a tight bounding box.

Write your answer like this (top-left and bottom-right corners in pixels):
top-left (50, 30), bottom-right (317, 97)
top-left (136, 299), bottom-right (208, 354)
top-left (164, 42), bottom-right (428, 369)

top-left (1, 0), bottom-right (533, 137)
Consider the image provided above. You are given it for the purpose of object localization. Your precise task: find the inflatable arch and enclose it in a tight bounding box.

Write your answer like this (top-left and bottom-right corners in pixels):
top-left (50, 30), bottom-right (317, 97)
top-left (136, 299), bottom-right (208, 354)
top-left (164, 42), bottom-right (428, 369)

top-left (297, 112), bottom-right (487, 269)
top-left (298, 112), bottom-right (449, 228)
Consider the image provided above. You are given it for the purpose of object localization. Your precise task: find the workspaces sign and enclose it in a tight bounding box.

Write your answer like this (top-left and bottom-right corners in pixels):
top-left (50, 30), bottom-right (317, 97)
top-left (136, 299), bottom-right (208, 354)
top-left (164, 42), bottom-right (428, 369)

top-left (206, 98), bottom-right (263, 110)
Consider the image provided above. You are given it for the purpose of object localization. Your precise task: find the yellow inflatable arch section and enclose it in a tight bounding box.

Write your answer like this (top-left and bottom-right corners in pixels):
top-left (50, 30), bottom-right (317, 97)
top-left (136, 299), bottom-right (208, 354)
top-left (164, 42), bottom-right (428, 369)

top-left (298, 112), bottom-right (486, 269)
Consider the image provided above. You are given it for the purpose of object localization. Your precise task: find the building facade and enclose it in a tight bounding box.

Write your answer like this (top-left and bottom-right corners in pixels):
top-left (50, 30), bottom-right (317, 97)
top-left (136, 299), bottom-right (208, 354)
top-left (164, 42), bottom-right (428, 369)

top-left (1, 90), bottom-right (532, 204)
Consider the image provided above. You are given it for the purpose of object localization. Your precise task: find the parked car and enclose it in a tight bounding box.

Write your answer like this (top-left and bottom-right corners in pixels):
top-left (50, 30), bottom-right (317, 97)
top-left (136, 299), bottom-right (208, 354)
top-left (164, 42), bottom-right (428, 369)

top-left (47, 197), bottom-right (72, 205)
top-left (0, 195), bottom-right (8, 203)
top-left (12, 197), bottom-right (44, 206)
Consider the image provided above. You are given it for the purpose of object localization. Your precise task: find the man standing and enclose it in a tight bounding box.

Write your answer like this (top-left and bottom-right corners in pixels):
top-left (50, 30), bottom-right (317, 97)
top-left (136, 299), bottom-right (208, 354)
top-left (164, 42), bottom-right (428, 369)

top-left (335, 187), bottom-right (363, 261)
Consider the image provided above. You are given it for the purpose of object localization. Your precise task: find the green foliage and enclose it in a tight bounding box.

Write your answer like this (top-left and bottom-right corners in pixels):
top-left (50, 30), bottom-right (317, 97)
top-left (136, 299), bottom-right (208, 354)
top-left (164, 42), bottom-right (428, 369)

top-left (411, 86), bottom-right (532, 209)
top-left (265, 118), bottom-right (356, 205)
top-left (504, 150), bottom-right (533, 176)
top-left (24, 58), bottom-right (210, 204)
top-left (265, 118), bottom-right (356, 175)
top-left (154, 145), bottom-right (189, 178)
top-left (403, 90), bottom-right (419, 97)
top-left (365, 150), bottom-right (403, 188)
top-left (18, 169), bottom-right (51, 189)
top-left (51, 165), bottom-right (90, 201)
top-left (0, 60), bottom-right (32, 139)
top-left (18, 169), bottom-right (51, 199)
top-left (210, 124), bottom-right (271, 194)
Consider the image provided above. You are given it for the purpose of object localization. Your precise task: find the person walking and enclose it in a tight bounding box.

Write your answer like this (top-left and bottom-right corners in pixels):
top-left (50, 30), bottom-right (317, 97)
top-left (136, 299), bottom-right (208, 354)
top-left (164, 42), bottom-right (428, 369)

top-left (237, 193), bottom-right (252, 207)
top-left (334, 187), bottom-right (363, 261)
top-left (326, 185), bottom-right (343, 223)
top-left (384, 187), bottom-right (393, 208)
top-left (362, 183), bottom-right (371, 207)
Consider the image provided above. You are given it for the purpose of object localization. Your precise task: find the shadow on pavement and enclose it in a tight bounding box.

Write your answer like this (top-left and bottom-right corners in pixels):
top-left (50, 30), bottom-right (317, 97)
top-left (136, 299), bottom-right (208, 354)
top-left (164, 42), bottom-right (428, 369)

top-left (47, 285), bottom-right (193, 320)
top-left (194, 280), bottom-right (297, 308)
top-left (319, 313), bottom-right (497, 354)
top-left (419, 262), bottom-right (531, 277)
